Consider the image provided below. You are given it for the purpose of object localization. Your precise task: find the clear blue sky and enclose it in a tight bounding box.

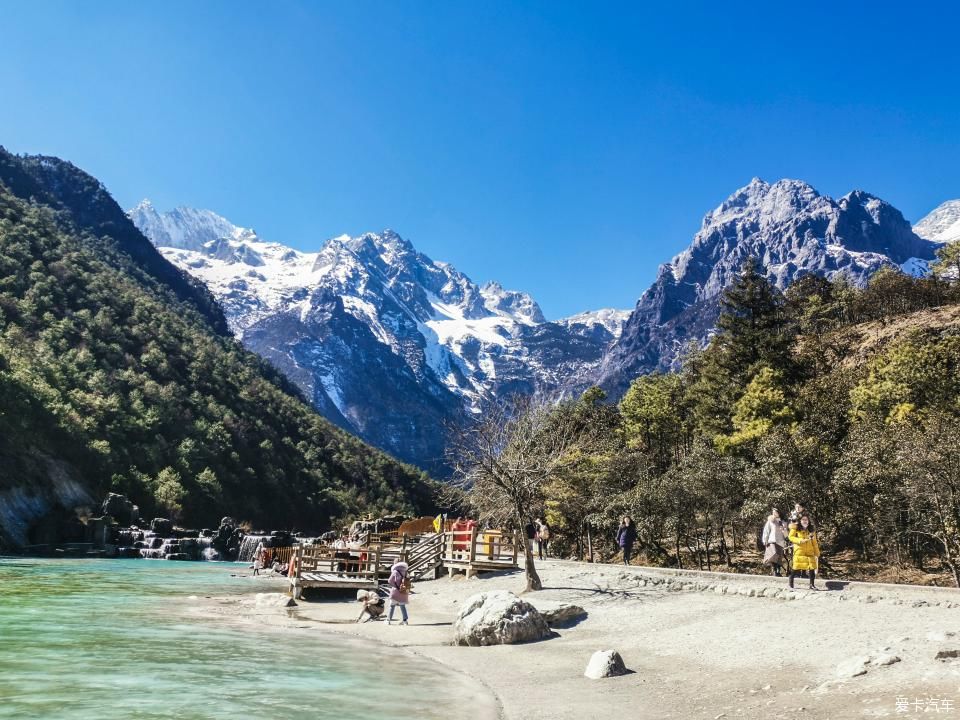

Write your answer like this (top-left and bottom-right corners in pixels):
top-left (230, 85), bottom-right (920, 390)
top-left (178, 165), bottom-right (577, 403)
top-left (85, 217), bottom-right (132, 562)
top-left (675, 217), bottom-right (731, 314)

top-left (3, 2), bottom-right (959, 319)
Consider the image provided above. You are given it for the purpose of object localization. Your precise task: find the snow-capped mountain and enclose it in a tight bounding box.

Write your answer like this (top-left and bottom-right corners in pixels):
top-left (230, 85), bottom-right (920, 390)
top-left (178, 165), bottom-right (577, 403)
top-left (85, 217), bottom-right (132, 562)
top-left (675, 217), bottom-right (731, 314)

top-left (596, 178), bottom-right (941, 395)
top-left (130, 204), bottom-right (625, 473)
top-left (914, 199), bottom-right (960, 244)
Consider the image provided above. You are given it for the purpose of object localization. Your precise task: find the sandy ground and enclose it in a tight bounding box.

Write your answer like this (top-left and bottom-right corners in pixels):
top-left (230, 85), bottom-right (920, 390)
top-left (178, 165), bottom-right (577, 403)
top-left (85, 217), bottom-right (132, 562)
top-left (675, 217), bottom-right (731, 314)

top-left (198, 560), bottom-right (960, 720)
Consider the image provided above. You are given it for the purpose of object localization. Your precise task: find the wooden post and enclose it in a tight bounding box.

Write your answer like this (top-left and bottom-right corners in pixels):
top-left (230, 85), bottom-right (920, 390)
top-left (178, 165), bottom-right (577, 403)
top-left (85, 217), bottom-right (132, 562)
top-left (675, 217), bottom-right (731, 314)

top-left (401, 534), bottom-right (408, 563)
top-left (468, 526), bottom-right (477, 564)
top-left (512, 530), bottom-right (518, 566)
top-left (587, 523), bottom-right (594, 563)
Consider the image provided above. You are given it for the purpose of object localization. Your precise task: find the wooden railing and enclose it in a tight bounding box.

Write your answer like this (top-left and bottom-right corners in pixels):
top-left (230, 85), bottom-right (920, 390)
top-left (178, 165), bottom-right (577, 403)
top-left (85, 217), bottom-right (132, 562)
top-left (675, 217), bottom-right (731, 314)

top-left (442, 528), bottom-right (520, 567)
top-left (404, 532), bottom-right (444, 579)
top-left (292, 543), bottom-right (381, 582)
top-left (269, 546), bottom-right (294, 565)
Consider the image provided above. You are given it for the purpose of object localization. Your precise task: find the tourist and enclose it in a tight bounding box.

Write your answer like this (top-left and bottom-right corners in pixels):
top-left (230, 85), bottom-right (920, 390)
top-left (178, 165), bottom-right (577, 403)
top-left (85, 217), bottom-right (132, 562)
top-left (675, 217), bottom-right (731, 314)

top-left (356, 589), bottom-right (385, 623)
top-left (524, 520), bottom-right (537, 555)
top-left (789, 502), bottom-right (815, 525)
top-left (616, 516), bottom-right (637, 565)
top-left (536, 518), bottom-right (551, 560)
top-left (387, 560), bottom-right (410, 625)
top-left (252, 541), bottom-right (264, 576)
top-left (761, 508), bottom-right (788, 577)
top-left (788, 514), bottom-right (821, 590)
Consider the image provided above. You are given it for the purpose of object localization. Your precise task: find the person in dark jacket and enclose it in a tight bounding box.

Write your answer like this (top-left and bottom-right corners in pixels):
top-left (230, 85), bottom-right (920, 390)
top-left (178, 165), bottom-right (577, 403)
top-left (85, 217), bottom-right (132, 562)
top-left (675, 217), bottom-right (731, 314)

top-left (616, 516), bottom-right (638, 565)
top-left (524, 520), bottom-right (537, 555)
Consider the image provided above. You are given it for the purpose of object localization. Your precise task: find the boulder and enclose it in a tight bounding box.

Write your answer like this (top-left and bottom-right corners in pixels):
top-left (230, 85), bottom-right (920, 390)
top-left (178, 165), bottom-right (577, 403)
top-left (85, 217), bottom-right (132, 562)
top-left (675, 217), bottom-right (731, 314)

top-left (534, 601), bottom-right (587, 627)
top-left (102, 493), bottom-right (139, 525)
top-left (935, 649), bottom-right (960, 661)
top-left (584, 650), bottom-right (629, 679)
top-left (453, 591), bottom-right (551, 646)
top-left (151, 518), bottom-right (173, 535)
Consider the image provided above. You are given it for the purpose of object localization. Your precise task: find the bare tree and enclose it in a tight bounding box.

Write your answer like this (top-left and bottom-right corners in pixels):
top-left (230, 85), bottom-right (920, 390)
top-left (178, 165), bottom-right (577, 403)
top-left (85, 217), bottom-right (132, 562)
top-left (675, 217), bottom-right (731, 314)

top-left (447, 395), bottom-right (601, 591)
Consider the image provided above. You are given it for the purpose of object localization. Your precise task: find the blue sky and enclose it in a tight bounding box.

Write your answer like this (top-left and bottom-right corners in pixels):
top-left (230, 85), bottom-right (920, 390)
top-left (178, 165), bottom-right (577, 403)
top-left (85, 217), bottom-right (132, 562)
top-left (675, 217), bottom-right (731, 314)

top-left (3, 2), bottom-right (959, 319)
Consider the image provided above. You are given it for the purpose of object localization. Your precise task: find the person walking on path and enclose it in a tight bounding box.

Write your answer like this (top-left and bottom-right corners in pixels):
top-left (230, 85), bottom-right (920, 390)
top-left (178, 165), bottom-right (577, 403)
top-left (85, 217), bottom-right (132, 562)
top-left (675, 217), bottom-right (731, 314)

top-left (536, 518), bottom-right (551, 560)
top-left (387, 560), bottom-right (410, 625)
top-left (616, 516), bottom-right (638, 565)
top-left (761, 508), bottom-right (788, 577)
top-left (788, 515), bottom-right (821, 590)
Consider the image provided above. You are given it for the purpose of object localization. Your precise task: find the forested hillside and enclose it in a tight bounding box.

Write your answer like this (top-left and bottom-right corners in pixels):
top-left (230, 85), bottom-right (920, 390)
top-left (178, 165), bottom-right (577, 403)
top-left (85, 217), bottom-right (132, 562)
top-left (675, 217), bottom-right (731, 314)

top-left (0, 150), bottom-right (436, 545)
top-left (529, 254), bottom-right (960, 585)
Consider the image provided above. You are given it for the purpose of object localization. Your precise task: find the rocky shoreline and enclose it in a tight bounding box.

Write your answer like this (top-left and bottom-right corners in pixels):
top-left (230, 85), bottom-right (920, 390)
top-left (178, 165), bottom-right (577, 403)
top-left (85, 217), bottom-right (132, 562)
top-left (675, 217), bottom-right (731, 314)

top-left (10, 492), bottom-right (298, 563)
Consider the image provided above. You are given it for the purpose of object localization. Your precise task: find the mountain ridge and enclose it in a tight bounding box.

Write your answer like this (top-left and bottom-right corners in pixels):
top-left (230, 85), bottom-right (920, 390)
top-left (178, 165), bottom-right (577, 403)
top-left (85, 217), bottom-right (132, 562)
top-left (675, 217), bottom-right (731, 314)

top-left (131, 204), bottom-right (627, 472)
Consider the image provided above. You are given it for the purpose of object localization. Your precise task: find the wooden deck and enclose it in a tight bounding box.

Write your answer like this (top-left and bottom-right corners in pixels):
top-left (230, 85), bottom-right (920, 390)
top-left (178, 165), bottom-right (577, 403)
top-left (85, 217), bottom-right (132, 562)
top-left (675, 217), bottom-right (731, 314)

top-left (288, 544), bottom-right (380, 598)
top-left (288, 526), bottom-right (520, 596)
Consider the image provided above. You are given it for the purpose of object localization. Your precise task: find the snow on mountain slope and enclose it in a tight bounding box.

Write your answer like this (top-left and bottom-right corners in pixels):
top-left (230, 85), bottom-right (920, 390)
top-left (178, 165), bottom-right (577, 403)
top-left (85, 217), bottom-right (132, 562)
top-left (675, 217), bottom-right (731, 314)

top-left (558, 308), bottom-right (630, 338)
top-left (131, 202), bottom-right (625, 471)
top-left (913, 199), bottom-right (960, 244)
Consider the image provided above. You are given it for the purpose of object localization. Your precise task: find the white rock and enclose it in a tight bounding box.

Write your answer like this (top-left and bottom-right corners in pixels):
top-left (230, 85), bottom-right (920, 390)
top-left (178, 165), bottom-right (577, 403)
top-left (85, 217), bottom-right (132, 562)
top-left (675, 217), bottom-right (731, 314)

top-left (836, 656), bottom-right (871, 678)
top-left (453, 591), bottom-right (551, 647)
top-left (254, 592), bottom-right (297, 608)
top-left (584, 649), bottom-right (629, 679)
top-left (873, 654), bottom-right (901, 666)
top-left (534, 601), bottom-right (588, 627)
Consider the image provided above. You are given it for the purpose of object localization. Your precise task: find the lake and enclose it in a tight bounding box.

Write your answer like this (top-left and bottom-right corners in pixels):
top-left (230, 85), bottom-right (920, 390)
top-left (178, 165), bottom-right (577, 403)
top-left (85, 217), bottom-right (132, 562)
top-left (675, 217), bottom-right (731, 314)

top-left (0, 557), bottom-right (495, 719)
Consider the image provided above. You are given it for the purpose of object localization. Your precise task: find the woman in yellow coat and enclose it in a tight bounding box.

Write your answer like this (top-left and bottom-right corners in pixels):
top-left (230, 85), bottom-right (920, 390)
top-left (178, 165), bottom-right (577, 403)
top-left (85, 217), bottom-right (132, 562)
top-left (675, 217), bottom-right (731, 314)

top-left (788, 514), bottom-right (821, 590)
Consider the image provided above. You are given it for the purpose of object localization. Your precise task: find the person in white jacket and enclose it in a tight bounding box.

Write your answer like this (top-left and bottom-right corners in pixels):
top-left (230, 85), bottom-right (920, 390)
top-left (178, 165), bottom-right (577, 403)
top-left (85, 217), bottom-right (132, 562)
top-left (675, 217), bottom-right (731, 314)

top-left (761, 508), bottom-right (788, 577)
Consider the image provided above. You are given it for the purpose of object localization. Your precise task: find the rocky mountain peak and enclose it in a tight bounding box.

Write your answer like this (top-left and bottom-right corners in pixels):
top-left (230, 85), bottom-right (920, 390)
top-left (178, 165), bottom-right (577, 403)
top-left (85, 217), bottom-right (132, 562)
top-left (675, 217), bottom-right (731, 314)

top-left (480, 281), bottom-right (546, 324)
top-left (597, 178), bottom-right (941, 396)
top-left (128, 200), bottom-right (249, 252)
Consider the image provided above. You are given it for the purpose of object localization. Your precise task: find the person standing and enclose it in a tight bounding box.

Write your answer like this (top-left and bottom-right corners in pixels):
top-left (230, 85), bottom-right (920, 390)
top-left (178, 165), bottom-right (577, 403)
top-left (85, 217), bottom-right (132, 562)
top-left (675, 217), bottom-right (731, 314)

top-left (252, 541), bottom-right (264, 576)
top-left (535, 518), bottom-right (551, 560)
top-left (788, 515), bottom-right (821, 590)
top-left (387, 560), bottom-right (410, 625)
top-left (761, 508), bottom-right (787, 577)
top-left (524, 520), bottom-right (537, 556)
top-left (617, 516), bottom-right (638, 565)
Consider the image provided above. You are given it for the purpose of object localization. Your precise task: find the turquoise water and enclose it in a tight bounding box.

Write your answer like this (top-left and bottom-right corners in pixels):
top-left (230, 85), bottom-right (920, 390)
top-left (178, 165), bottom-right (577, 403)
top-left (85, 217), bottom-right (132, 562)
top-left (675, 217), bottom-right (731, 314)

top-left (0, 558), bottom-right (493, 720)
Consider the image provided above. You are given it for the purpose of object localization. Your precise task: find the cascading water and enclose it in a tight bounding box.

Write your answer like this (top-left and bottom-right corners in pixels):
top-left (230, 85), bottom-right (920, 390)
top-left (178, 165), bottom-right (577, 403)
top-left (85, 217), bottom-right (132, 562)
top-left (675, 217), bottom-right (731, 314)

top-left (237, 534), bottom-right (272, 563)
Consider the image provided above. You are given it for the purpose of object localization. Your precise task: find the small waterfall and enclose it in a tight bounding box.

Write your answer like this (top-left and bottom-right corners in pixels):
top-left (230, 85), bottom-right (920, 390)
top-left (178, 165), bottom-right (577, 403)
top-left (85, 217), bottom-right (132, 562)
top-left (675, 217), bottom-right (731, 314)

top-left (237, 534), bottom-right (272, 563)
top-left (202, 547), bottom-right (220, 561)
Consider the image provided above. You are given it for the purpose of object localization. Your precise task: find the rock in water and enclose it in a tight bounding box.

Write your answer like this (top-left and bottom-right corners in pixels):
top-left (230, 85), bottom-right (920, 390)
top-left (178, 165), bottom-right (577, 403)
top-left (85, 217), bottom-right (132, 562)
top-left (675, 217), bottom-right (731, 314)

top-left (453, 591), bottom-right (551, 646)
top-left (584, 650), bottom-right (628, 679)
